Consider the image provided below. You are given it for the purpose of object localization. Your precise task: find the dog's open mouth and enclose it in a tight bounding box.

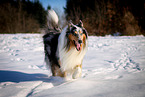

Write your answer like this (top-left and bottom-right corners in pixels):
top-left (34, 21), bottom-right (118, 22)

top-left (73, 40), bottom-right (81, 51)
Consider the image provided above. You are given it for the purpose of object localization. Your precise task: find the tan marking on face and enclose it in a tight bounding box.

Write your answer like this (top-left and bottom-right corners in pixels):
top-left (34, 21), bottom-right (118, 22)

top-left (75, 31), bottom-right (78, 34)
top-left (67, 34), bottom-right (76, 51)
top-left (67, 31), bottom-right (86, 51)
top-left (79, 30), bottom-right (82, 34)
top-left (82, 34), bottom-right (86, 47)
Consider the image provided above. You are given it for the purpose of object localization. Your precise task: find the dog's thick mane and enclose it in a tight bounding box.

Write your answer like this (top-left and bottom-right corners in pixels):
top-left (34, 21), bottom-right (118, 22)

top-left (57, 26), bottom-right (88, 72)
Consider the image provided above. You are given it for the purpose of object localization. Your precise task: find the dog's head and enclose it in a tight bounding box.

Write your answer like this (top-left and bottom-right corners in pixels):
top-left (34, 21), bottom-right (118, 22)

top-left (66, 20), bottom-right (88, 51)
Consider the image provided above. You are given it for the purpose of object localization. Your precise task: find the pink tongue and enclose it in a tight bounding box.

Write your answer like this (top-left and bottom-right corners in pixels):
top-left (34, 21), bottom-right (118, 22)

top-left (77, 44), bottom-right (81, 51)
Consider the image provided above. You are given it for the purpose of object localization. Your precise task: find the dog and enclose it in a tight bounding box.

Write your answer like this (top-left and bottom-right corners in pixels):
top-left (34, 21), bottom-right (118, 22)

top-left (43, 9), bottom-right (88, 79)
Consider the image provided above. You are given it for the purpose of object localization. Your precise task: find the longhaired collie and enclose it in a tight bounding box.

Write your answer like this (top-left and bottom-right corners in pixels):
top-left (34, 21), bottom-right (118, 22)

top-left (43, 9), bottom-right (88, 79)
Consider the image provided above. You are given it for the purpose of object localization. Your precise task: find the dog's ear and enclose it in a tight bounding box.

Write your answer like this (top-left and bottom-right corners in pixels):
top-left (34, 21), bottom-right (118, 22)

top-left (68, 20), bottom-right (76, 32)
top-left (83, 28), bottom-right (88, 39)
top-left (68, 20), bottom-right (74, 28)
top-left (78, 20), bottom-right (83, 28)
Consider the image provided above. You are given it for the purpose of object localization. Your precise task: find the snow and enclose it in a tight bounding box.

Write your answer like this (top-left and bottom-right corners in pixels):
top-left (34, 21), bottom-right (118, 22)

top-left (0, 34), bottom-right (145, 97)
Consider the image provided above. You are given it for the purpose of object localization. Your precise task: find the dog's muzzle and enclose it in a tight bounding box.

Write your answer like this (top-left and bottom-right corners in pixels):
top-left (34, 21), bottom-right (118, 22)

top-left (73, 40), bottom-right (82, 51)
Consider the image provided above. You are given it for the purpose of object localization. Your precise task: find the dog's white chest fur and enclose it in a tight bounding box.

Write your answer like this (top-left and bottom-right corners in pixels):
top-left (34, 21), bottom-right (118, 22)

top-left (57, 27), bottom-right (87, 72)
top-left (59, 47), bottom-right (86, 71)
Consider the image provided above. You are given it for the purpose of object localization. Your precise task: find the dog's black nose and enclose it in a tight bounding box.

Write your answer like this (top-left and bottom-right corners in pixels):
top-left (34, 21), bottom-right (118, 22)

top-left (78, 40), bottom-right (82, 44)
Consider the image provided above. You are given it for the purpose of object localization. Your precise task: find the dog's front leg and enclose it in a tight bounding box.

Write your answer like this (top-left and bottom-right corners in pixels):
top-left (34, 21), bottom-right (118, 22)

top-left (72, 64), bottom-right (82, 79)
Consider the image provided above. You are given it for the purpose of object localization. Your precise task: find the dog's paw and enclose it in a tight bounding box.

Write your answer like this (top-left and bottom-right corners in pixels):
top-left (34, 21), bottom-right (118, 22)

top-left (72, 67), bottom-right (81, 79)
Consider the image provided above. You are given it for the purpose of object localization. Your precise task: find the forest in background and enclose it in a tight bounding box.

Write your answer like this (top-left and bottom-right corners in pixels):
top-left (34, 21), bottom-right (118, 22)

top-left (65, 0), bottom-right (145, 36)
top-left (0, 0), bottom-right (46, 33)
top-left (0, 0), bottom-right (145, 36)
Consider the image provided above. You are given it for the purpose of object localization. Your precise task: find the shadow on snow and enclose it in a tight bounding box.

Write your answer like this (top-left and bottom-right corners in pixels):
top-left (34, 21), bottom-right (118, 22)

top-left (0, 70), bottom-right (65, 86)
top-left (0, 70), bottom-right (49, 83)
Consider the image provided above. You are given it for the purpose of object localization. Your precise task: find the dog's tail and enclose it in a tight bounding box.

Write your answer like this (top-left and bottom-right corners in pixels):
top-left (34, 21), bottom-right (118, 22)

top-left (47, 9), bottom-right (61, 32)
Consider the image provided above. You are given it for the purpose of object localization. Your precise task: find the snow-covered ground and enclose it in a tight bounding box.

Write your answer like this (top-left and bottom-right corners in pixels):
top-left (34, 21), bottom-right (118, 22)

top-left (0, 34), bottom-right (145, 97)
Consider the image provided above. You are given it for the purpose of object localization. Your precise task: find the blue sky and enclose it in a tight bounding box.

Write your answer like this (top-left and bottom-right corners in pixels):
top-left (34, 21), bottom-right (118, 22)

top-left (39, 0), bottom-right (66, 12)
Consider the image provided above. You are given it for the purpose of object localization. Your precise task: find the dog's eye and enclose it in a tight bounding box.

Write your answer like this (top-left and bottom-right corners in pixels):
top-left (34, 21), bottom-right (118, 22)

top-left (74, 33), bottom-right (78, 37)
top-left (79, 30), bottom-right (83, 35)
top-left (80, 33), bottom-right (83, 35)
top-left (74, 31), bottom-right (78, 34)
top-left (73, 29), bottom-right (76, 32)
top-left (80, 32), bottom-right (83, 35)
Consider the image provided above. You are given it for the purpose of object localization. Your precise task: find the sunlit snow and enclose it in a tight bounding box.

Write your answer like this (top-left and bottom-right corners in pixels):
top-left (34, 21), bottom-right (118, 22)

top-left (0, 34), bottom-right (145, 97)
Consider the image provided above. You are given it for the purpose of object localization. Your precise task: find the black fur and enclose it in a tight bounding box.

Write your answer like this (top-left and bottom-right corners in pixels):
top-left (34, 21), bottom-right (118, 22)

top-left (66, 26), bottom-right (88, 39)
top-left (83, 28), bottom-right (88, 39)
top-left (43, 33), bottom-right (60, 68)
top-left (43, 21), bottom-right (88, 77)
